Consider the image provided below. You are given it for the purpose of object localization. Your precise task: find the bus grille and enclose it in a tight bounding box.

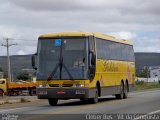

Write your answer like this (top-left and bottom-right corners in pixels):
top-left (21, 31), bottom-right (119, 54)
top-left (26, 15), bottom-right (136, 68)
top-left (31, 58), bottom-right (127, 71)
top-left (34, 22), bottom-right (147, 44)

top-left (49, 84), bottom-right (73, 87)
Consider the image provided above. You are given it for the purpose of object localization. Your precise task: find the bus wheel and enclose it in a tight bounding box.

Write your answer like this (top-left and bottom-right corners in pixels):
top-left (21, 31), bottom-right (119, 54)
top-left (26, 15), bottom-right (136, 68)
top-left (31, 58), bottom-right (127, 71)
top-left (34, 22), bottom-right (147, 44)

top-left (115, 82), bottom-right (124, 99)
top-left (29, 89), bottom-right (36, 96)
top-left (123, 82), bottom-right (128, 99)
top-left (0, 89), bottom-right (4, 96)
top-left (90, 87), bottom-right (98, 104)
top-left (48, 98), bottom-right (58, 106)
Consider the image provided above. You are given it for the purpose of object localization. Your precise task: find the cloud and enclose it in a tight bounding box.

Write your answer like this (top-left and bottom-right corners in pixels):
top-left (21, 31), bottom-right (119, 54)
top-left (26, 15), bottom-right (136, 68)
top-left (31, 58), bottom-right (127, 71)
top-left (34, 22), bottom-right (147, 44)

top-left (17, 50), bottom-right (26, 55)
top-left (6, 0), bottom-right (109, 12)
top-left (108, 32), bottom-right (137, 39)
top-left (133, 34), bottom-right (160, 52)
top-left (0, 26), bottom-right (17, 38)
top-left (0, 0), bottom-right (160, 55)
top-left (1, 0), bottom-right (160, 30)
top-left (7, 0), bottom-right (160, 15)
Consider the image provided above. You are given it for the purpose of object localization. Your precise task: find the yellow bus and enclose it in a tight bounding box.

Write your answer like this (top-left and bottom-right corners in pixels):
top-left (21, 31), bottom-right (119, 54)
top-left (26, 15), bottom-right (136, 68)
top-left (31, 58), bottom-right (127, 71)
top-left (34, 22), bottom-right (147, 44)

top-left (32, 32), bottom-right (135, 106)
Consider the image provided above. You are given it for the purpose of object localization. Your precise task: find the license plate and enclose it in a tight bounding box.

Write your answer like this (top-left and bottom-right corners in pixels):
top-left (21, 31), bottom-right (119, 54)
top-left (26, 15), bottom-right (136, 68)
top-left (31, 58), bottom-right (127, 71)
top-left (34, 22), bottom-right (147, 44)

top-left (76, 90), bottom-right (85, 94)
top-left (56, 90), bottom-right (66, 94)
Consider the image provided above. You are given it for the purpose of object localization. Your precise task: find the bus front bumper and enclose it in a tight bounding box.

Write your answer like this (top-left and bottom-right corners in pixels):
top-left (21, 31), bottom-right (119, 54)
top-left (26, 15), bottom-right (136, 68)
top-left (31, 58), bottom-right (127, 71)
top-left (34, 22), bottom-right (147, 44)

top-left (37, 88), bottom-right (95, 99)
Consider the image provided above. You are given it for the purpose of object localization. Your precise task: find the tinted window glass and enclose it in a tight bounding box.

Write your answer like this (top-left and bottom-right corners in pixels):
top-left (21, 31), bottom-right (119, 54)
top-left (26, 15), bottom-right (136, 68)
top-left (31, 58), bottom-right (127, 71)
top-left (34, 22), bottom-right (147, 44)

top-left (96, 38), bottom-right (135, 61)
top-left (37, 38), bottom-right (88, 80)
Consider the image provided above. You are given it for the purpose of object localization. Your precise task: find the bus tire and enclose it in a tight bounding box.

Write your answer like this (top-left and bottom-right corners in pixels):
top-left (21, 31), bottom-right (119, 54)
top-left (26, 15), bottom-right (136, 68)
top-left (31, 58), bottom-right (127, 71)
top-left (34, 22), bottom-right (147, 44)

top-left (90, 86), bottom-right (98, 104)
top-left (48, 98), bottom-right (58, 106)
top-left (0, 89), bottom-right (4, 96)
top-left (123, 82), bottom-right (128, 99)
top-left (29, 89), bottom-right (36, 96)
top-left (115, 82), bottom-right (124, 99)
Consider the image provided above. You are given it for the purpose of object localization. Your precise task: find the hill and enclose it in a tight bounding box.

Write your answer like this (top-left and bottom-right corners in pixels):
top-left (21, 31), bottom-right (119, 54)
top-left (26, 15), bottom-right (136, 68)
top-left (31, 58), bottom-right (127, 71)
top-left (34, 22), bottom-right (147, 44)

top-left (0, 55), bottom-right (33, 78)
top-left (0, 52), bottom-right (160, 78)
top-left (135, 52), bottom-right (160, 73)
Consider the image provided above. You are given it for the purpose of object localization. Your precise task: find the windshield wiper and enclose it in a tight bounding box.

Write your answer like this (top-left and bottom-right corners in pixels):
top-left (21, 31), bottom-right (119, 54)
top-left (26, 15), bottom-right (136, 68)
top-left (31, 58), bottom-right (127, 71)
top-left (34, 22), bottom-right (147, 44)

top-left (62, 62), bottom-right (74, 80)
top-left (47, 61), bottom-right (60, 81)
top-left (47, 58), bottom-right (74, 81)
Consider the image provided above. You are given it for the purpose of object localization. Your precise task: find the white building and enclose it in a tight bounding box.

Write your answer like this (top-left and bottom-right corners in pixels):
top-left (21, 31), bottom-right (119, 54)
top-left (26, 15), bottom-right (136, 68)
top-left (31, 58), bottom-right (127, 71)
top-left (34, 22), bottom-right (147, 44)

top-left (149, 66), bottom-right (160, 78)
top-left (136, 66), bottom-right (160, 83)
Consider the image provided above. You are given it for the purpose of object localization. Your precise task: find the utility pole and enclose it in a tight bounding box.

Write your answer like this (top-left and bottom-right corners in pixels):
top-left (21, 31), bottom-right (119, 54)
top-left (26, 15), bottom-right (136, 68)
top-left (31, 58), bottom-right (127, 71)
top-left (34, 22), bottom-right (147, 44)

top-left (1, 38), bottom-right (17, 83)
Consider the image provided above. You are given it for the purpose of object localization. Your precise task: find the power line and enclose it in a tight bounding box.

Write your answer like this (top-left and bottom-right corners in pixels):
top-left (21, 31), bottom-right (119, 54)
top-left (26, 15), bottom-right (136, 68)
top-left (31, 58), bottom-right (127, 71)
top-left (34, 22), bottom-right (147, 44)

top-left (3, 38), bottom-right (37, 41)
top-left (1, 38), bottom-right (18, 83)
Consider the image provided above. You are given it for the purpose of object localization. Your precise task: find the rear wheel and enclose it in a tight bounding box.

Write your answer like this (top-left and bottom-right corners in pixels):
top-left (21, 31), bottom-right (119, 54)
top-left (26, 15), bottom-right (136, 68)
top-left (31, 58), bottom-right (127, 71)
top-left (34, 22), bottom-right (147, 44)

top-left (48, 99), bottom-right (58, 106)
top-left (115, 82), bottom-right (124, 99)
top-left (123, 82), bottom-right (128, 99)
top-left (90, 86), bottom-right (98, 104)
top-left (0, 89), bottom-right (4, 96)
top-left (29, 89), bottom-right (36, 96)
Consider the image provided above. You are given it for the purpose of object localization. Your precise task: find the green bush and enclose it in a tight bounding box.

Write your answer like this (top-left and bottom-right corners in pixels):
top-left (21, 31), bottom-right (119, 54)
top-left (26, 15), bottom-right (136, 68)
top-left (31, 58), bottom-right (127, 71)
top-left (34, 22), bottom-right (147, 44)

top-left (136, 80), bottom-right (144, 85)
top-left (16, 71), bottom-right (31, 81)
top-left (135, 82), bottom-right (160, 90)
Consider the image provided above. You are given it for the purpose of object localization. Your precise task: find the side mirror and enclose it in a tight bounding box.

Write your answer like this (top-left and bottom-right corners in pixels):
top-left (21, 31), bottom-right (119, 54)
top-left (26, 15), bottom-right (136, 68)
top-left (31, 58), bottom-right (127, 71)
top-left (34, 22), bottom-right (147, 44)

top-left (89, 51), bottom-right (96, 80)
top-left (32, 53), bottom-right (37, 70)
top-left (90, 51), bottom-right (96, 65)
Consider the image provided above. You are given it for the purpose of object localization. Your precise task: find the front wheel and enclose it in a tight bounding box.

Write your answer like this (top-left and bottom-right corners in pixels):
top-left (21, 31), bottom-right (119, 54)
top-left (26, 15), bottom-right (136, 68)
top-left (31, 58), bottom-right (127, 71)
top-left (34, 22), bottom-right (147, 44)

top-left (0, 89), bottom-right (4, 96)
top-left (29, 89), bottom-right (36, 96)
top-left (48, 99), bottom-right (58, 106)
top-left (90, 87), bottom-right (98, 104)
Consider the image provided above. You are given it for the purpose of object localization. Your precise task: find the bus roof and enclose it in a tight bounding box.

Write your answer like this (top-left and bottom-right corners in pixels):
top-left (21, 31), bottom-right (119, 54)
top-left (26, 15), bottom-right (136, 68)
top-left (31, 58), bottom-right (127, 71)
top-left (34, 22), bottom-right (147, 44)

top-left (39, 32), bottom-right (133, 45)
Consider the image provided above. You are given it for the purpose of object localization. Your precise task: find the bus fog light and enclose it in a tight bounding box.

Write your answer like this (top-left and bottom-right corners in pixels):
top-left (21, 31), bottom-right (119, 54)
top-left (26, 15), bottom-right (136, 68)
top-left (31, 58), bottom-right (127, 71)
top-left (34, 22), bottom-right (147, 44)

top-left (76, 90), bottom-right (85, 94)
top-left (73, 84), bottom-right (85, 88)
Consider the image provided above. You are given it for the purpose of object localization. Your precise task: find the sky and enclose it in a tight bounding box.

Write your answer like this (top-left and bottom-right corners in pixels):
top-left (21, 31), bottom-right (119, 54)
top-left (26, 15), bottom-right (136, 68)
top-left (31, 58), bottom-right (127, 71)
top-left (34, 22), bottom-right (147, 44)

top-left (0, 0), bottom-right (160, 56)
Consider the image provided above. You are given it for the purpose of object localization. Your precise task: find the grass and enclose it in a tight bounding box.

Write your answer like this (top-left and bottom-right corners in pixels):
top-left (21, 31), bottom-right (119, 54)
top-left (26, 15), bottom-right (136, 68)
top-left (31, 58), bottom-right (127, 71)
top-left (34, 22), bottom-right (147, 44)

top-left (135, 81), bottom-right (160, 91)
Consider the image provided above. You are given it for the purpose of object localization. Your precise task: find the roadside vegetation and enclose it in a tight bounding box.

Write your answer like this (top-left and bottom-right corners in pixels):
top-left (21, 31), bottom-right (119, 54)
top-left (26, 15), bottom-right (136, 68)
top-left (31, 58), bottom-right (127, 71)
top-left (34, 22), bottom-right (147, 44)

top-left (135, 81), bottom-right (160, 90)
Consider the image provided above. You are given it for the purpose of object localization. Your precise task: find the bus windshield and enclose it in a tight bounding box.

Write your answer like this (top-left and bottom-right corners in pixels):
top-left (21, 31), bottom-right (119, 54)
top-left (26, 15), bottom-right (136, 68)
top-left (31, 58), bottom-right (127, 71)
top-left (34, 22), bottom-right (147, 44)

top-left (37, 37), bottom-right (88, 80)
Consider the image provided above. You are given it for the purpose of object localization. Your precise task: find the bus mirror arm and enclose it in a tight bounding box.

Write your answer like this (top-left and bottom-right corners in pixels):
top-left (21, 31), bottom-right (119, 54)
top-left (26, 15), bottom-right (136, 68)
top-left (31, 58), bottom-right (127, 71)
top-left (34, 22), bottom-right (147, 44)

top-left (32, 53), bottom-right (37, 70)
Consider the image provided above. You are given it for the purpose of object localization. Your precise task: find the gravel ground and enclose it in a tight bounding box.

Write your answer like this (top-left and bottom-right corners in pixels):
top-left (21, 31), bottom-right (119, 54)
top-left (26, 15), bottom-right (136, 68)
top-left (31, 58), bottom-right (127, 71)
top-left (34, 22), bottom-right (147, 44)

top-left (0, 96), bottom-right (38, 105)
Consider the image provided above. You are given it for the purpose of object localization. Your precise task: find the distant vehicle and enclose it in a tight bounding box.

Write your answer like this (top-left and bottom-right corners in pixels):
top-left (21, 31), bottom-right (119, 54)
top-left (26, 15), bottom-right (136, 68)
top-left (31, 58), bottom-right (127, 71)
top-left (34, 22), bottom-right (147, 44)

top-left (32, 32), bottom-right (135, 106)
top-left (0, 79), bottom-right (36, 96)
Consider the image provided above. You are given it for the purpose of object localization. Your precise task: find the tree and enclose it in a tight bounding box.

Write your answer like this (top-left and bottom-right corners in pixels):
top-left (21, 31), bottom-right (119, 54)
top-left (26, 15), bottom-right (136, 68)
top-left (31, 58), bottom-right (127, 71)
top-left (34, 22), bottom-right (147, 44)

top-left (17, 71), bottom-right (31, 81)
top-left (138, 68), bottom-right (149, 78)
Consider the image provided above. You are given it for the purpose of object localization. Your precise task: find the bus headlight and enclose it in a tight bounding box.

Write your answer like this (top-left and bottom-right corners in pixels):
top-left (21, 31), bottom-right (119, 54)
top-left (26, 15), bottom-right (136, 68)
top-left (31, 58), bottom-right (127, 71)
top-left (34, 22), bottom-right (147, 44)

top-left (73, 84), bottom-right (85, 88)
top-left (37, 84), bottom-right (48, 88)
